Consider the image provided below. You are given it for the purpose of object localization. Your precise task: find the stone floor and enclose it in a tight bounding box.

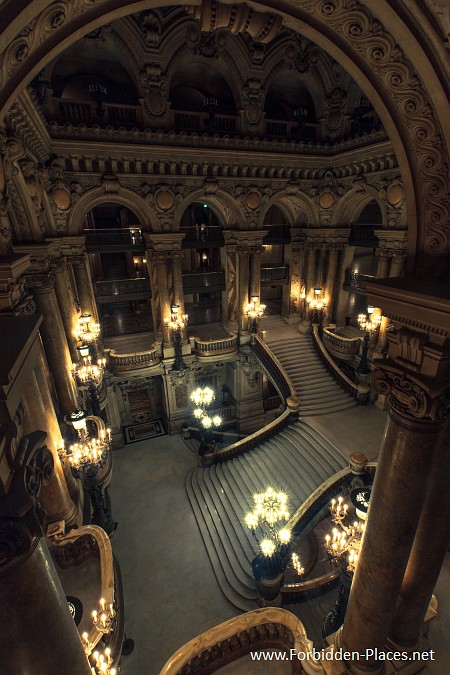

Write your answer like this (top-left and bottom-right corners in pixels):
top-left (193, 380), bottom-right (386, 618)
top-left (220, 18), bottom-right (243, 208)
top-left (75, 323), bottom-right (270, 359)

top-left (109, 347), bottom-right (450, 675)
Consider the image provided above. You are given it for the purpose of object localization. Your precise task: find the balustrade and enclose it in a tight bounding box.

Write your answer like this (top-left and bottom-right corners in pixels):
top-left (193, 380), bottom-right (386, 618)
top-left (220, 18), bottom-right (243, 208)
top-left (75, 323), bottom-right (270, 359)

top-left (182, 270), bottom-right (225, 293)
top-left (180, 225), bottom-right (224, 247)
top-left (94, 277), bottom-right (151, 303)
top-left (343, 270), bottom-right (376, 293)
top-left (193, 333), bottom-right (238, 356)
top-left (57, 99), bottom-right (142, 128)
top-left (322, 327), bottom-right (362, 361)
top-left (260, 264), bottom-right (289, 285)
top-left (84, 228), bottom-right (144, 251)
top-left (107, 347), bottom-right (160, 373)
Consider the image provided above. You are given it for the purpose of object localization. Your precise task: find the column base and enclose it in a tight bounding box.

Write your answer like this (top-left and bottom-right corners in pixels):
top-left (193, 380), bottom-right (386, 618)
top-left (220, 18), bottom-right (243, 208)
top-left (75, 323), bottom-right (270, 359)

top-left (298, 321), bottom-right (312, 335)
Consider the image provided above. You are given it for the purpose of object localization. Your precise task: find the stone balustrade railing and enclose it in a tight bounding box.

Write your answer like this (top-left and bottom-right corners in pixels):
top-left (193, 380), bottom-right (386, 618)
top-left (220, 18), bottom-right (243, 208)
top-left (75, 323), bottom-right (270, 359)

top-left (322, 326), bottom-right (362, 361)
top-left (193, 333), bottom-right (238, 357)
top-left (252, 335), bottom-right (296, 401)
top-left (108, 347), bottom-right (161, 373)
top-left (312, 325), bottom-right (370, 403)
top-left (159, 607), bottom-right (317, 675)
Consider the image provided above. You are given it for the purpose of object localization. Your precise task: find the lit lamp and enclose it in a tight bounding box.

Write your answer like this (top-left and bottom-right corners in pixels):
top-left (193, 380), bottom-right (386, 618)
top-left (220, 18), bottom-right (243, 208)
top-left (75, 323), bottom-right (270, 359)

top-left (357, 305), bottom-right (382, 374)
top-left (245, 295), bottom-right (266, 335)
top-left (74, 314), bottom-right (101, 357)
top-left (166, 304), bottom-right (188, 371)
top-left (65, 411), bottom-right (116, 536)
top-left (322, 488), bottom-right (371, 639)
top-left (306, 287), bottom-right (327, 324)
top-left (190, 386), bottom-right (222, 457)
top-left (73, 355), bottom-right (106, 417)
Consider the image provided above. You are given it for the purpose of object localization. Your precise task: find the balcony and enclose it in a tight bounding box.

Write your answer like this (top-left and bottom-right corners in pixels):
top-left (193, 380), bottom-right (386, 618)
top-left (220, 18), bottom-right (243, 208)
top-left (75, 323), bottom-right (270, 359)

top-left (182, 270), bottom-right (225, 293)
top-left (57, 100), bottom-right (143, 128)
top-left (94, 277), bottom-right (151, 303)
top-left (265, 118), bottom-right (319, 141)
top-left (174, 110), bottom-right (237, 134)
top-left (260, 264), bottom-right (289, 286)
top-left (343, 270), bottom-right (376, 294)
top-left (263, 225), bottom-right (291, 244)
top-left (180, 225), bottom-right (224, 248)
top-left (84, 228), bottom-right (145, 252)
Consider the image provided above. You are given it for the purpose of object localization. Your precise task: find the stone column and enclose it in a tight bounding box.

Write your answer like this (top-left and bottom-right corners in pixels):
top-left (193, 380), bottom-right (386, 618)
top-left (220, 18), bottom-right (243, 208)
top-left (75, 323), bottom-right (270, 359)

top-left (375, 316), bottom-right (390, 355)
top-left (318, 245), bottom-right (327, 288)
top-left (287, 243), bottom-right (303, 319)
top-left (388, 416), bottom-right (450, 649)
top-left (170, 250), bottom-right (188, 341)
top-left (224, 243), bottom-right (238, 331)
top-left (305, 244), bottom-right (317, 296)
top-left (249, 246), bottom-right (263, 300)
top-left (71, 253), bottom-right (98, 322)
top-left (21, 371), bottom-right (78, 527)
top-left (389, 253), bottom-right (406, 278)
top-left (0, 432), bottom-right (92, 675)
top-left (376, 251), bottom-right (391, 278)
top-left (28, 273), bottom-right (79, 414)
top-left (340, 406), bottom-right (444, 673)
top-left (52, 258), bottom-right (79, 362)
top-left (326, 247), bottom-right (340, 321)
top-left (35, 347), bottom-right (82, 519)
top-left (238, 246), bottom-right (250, 333)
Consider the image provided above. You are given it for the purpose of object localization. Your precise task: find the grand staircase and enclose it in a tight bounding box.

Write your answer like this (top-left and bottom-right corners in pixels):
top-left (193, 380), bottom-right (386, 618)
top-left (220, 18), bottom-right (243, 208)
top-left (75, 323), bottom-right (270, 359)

top-left (262, 316), bottom-right (357, 416)
top-left (186, 420), bottom-right (347, 612)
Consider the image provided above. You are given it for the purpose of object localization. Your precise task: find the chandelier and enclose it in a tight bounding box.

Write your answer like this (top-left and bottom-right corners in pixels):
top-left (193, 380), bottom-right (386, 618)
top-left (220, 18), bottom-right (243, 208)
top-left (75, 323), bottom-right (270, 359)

top-left (306, 287), bottom-right (327, 322)
top-left (324, 490), bottom-right (370, 574)
top-left (245, 295), bottom-right (266, 334)
top-left (75, 313), bottom-right (101, 344)
top-left (167, 304), bottom-right (188, 332)
top-left (358, 305), bottom-right (381, 333)
top-left (73, 356), bottom-right (106, 387)
top-left (65, 411), bottom-right (111, 472)
top-left (191, 386), bottom-right (222, 429)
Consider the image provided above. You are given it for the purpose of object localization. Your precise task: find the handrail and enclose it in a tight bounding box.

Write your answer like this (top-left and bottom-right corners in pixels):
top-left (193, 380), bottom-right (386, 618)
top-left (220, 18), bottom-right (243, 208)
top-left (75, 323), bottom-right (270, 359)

top-left (159, 607), bottom-right (319, 675)
top-left (252, 334), bottom-right (296, 400)
top-left (213, 409), bottom-right (291, 462)
top-left (322, 327), bottom-right (362, 360)
top-left (193, 333), bottom-right (238, 356)
top-left (312, 324), bottom-right (370, 402)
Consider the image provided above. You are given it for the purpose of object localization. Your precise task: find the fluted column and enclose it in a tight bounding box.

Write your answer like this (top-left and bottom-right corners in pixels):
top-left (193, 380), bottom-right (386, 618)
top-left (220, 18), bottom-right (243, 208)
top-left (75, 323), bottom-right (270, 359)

top-left (154, 252), bottom-right (171, 345)
top-left (389, 253), bottom-right (406, 278)
top-left (249, 246), bottom-right (263, 300)
top-left (318, 245), bottom-right (327, 288)
top-left (224, 243), bottom-right (238, 330)
top-left (52, 258), bottom-right (79, 362)
top-left (376, 251), bottom-right (391, 278)
top-left (238, 246), bottom-right (250, 333)
top-left (287, 243), bottom-right (303, 318)
top-left (21, 371), bottom-right (78, 526)
top-left (305, 243), bottom-right (317, 295)
top-left (388, 417), bottom-right (450, 649)
top-left (325, 247), bottom-right (340, 321)
top-left (28, 273), bottom-right (78, 414)
top-left (71, 253), bottom-right (98, 322)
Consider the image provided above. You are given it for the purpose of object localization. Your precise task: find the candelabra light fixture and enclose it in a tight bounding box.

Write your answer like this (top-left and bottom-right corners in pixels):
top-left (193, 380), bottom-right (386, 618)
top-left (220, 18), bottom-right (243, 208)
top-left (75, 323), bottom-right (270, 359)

top-left (166, 304), bottom-right (188, 371)
top-left (190, 386), bottom-right (222, 456)
top-left (89, 648), bottom-right (117, 675)
top-left (357, 305), bottom-right (381, 374)
top-left (73, 355), bottom-right (106, 417)
top-left (75, 313), bottom-right (101, 344)
top-left (245, 295), bottom-right (266, 334)
top-left (66, 411), bottom-right (116, 536)
top-left (306, 287), bottom-right (327, 323)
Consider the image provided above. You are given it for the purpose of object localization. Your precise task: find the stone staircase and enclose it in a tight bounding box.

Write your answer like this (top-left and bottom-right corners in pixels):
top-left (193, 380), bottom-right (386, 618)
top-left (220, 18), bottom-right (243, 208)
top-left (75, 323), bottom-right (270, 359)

top-left (261, 316), bottom-right (357, 416)
top-left (186, 420), bottom-right (347, 612)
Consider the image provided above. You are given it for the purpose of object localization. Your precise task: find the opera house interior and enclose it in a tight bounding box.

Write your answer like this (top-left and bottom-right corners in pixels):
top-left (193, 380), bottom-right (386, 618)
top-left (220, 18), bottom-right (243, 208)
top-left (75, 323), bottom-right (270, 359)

top-left (0, 1), bottom-right (449, 674)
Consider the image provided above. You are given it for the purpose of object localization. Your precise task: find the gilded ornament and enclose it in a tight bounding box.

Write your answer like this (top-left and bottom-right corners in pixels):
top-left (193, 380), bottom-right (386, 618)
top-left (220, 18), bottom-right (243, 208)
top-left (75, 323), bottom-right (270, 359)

top-left (386, 184), bottom-right (405, 206)
top-left (53, 186), bottom-right (71, 211)
top-left (246, 191), bottom-right (261, 210)
top-left (319, 191), bottom-right (335, 209)
top-left (156, 189), bottom-right (175, 211)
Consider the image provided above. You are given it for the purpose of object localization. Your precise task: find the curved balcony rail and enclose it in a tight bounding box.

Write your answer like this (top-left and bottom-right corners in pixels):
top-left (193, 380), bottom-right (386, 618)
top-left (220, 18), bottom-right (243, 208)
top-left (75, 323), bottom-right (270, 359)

top-left (193, 333), bottom-right (238, 358)
top-left (252, 335), bottom-right (296, 401)
top-left (261, 264), bottom-right (290, 286)
top-left (160, 607), bottom-right (316, 675)
top-left (107, 346), bottom-right (160, 373)
top-left (84, 228), bottom-right (144, 251)
top-left (322, 326), bottom-right (362, 361)
top-left (182, 270), bottom-right (225, 293)
top-left (312, 324), bottom-right (370, 402)
top-left (343, 270), bottom-right (376, 294)
top-left (94, 277), bottom-right (151, 303)
top-left (180, 225), bottom-right (224, 248)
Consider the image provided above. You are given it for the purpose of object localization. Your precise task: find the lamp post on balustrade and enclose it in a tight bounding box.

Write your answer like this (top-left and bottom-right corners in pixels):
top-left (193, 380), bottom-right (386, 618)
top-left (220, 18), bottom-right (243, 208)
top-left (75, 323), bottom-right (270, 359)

top-left (245, 296), bottom-right (265, 339)
top-left (166, 304), bottom-right (188, 371)
top-left (190, 386), bottom-right (222, 461)
top-left (357, 306), bottom-right (381, 374)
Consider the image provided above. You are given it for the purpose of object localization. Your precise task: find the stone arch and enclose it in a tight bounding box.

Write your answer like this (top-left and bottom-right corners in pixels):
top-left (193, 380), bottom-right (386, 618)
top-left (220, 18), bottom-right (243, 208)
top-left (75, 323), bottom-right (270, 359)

top-left (260, 189), bottom-right (320, 226)
top-left (173, 188), bottom-right (245, 230)
top-left (1, 0), bottom-right (449, 279)
top-left (68, 186), bottom-right (159, 235)
top-left (334, 187), bottom-right (387, 228)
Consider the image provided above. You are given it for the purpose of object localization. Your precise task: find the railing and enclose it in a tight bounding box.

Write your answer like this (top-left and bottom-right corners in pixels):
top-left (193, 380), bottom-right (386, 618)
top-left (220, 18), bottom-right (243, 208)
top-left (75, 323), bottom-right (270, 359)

top-left (108, 347), bottom-right (160, 372)
top-left (182, 270), bottom-right (225, 293)
top-left (180, 225), bottom-right (224, 247)
top-left (174, 110), bottom-right (238, 134)
top-left (261, 264), bottom-right (289, 286)
top-left (94, 277), bottom-right (151, 302)
top-left (57, 99), bottom-right (143, 128)
top-left (252, 335), bottom-right (296, 401)
top-left (263, 224), bottom-right (291, 243)
top-left (263, 394), bottom-right (282, 411)
top-left (160, 607), bottom-right (315, 675)
top-left (265, 118), bottom-right (319, 140)
top-left (312, 324), bottom-right (370, 402)
top-left (343, 270), bottom-right (376, 293)
top-left (193, 333), bottom-right (238, 357)
top-left (322, 326), bottom-right (362, 361)
top-left (84, 228), bottom-right (144, 250)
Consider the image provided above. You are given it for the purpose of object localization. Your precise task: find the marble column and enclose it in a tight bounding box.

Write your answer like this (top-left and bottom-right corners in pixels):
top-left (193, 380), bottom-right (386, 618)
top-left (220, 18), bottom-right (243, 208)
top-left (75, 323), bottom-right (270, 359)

top-left (170, 251), bottom-right (187, 341)
top-left (288, 244), bottom-right (302, 317)
top-left (389, 253), bottom-right (406, 278)
top-left (340, 406), bottom-right (444, 672)
top-left (305, 244), bottom-right (317, 295)
top-left (35, 347), bottom-right (82, 517)
top-left (249, 246), bottom-right (262, 300)
top-left (52, 258), bottom-right (79, 362)
top-left (326, 247), bottom-right (340, 321)
top-left (0, 538), bottom-right (92, 675)
top-left (224, 244), bottom-right (238, 330)
top-left (71, 254), bottom-right (98, 322)
top-left (29, 274), bottom-right (79, 414)
top-left (318, 246), bottom-right (327, 288)
top-left (238, 246), bottom-right (250, 333)
top-left (376, 252), bottom-right (391, 278)
top-left (21, 371), bottom-right (78, 526)
top-left (154, 253), bottom-right (171, 346)
top-left (388, 417), bottom-right (450, 649)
